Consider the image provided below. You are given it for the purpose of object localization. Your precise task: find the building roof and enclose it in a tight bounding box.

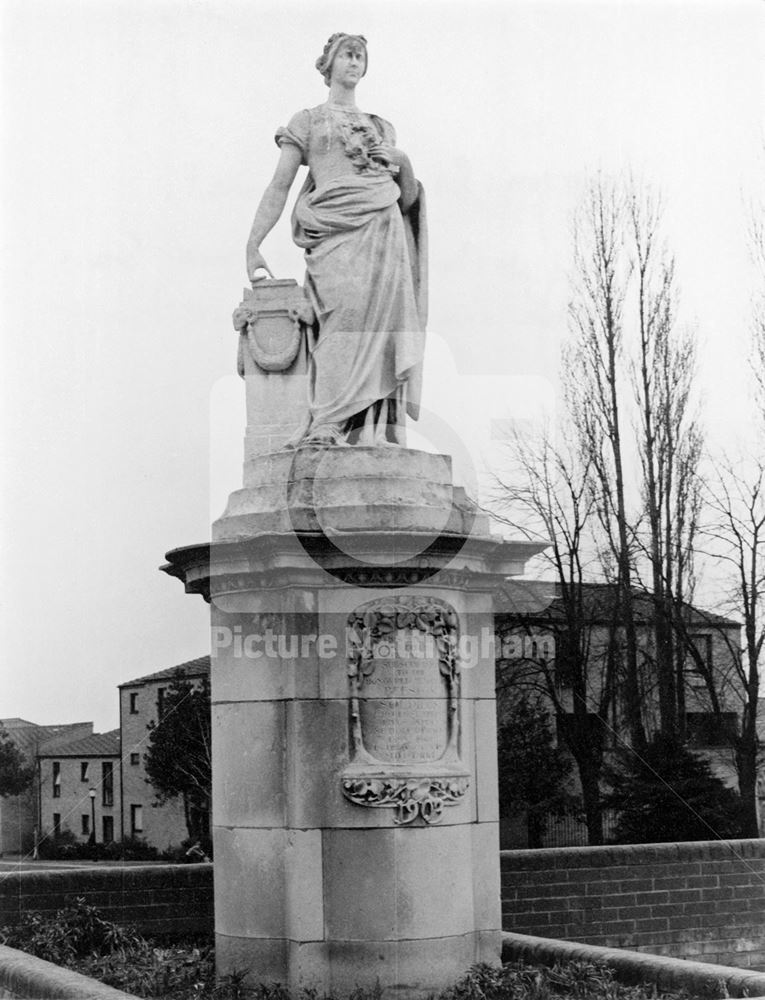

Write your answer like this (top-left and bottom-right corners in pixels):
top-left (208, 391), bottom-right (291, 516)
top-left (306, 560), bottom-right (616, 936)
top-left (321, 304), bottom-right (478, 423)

top-left (0, 718), bottom-right (36, 729)
top-left (119, 655), bottom-right (211, 688)
top-left (496, 580), bottom-right (741, 629)
top-left (37, 729), bottom-right (120, 759)
top-left (1, 723), bottom-right (95, 761)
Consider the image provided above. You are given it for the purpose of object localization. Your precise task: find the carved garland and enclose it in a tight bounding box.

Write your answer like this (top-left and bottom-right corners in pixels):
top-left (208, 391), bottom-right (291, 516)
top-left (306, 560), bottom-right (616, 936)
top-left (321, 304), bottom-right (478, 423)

top-left (343, 596), bottom-right (469, 825)
top-left (346, 597), bottom-right (461, 691)
top-left (232, 299), bottom-right (315, 373)
top-left (342, 776), bottom-right (470, 826)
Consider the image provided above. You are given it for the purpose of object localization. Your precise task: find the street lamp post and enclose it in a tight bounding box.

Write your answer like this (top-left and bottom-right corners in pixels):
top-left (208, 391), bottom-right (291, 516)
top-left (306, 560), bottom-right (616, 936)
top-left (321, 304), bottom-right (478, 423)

top-left (88, 788), bottom-right (96, 847)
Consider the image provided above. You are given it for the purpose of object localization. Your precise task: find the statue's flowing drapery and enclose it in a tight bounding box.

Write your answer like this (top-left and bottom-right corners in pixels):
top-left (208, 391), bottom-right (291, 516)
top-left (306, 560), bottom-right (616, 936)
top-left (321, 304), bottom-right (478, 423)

top-left (276, 106), bottom-right (427, 441)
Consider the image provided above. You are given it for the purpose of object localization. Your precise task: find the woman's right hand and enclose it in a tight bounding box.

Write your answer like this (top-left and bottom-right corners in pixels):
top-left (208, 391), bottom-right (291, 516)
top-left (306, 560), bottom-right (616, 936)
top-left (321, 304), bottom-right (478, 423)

top-left (247, 249), bottom-right (274, 285)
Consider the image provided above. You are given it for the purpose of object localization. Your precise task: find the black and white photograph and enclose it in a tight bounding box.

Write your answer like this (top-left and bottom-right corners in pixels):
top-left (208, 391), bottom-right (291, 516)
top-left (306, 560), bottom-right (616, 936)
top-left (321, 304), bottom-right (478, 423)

top-left (1, 2), bottom-right (764, 998)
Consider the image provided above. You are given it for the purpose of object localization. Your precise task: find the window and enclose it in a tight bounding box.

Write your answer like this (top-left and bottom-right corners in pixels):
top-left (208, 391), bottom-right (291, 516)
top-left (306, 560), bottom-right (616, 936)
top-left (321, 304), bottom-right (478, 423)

top-left (53, 813), bottom-right (61, 837)
top-left (130, 753), bottom-right (140, 766)
top-left (686, 711), bottom-right (738, 748)
top-left (80, 761), bottom-right (89, 782)
top-left (130, 804), bottom-right (144, 836)
top-left (102, 761), bottom-right (114, 807)
top-left (102, 815), bottom-right (114, 843)
top-left (157, 687), bottom-right (166, 719)
top-left (553, 630), bottom-right (576, 689)
top-left (81, 814), bottom-right (90, 835)
top-left (129, 692), bottom-right (138, 714)
top-left (52, 761), bottom-right (61, 798)
top-left (686, 634), bottom-right (713, 686)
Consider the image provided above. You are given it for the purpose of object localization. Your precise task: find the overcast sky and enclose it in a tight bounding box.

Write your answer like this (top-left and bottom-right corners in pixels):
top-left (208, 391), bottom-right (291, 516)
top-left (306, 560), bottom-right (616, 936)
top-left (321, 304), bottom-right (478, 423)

top-left (1, 0), bottom-right (763, 731)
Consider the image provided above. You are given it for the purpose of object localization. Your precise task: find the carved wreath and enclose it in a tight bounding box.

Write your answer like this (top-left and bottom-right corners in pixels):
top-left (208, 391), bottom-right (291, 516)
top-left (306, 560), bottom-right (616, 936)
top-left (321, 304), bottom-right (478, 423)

top-left (232, 300), bottom-right (315, 373)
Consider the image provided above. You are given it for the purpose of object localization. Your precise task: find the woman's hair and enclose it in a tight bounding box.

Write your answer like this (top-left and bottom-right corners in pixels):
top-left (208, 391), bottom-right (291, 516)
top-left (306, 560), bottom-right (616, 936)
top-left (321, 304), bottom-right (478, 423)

top-left (315, 33), bottom-right (368, 86)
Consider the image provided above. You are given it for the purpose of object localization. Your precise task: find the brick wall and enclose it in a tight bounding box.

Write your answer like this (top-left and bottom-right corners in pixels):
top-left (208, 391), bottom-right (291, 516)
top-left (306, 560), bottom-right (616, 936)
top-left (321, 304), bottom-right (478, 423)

top-left (0, 864), bottom-right (213, 939)
top-left (501, 840), bottom-right (765, 971)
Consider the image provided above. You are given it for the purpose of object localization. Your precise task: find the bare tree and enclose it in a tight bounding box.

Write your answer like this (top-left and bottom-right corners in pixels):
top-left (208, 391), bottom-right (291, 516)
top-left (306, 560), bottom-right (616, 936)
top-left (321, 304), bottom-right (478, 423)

top-left (694, 457), bottom-right (765, 836)
top-left (678, 189), bottom-right (765, 836)
top-left (493, 173), bottom-right (760, 842)
top-left (627, 184), bottom-right (704, 737)
top-left (492, 421), bottom-right (616, 844)
top-left (567, 177), bottom-right (645, 749)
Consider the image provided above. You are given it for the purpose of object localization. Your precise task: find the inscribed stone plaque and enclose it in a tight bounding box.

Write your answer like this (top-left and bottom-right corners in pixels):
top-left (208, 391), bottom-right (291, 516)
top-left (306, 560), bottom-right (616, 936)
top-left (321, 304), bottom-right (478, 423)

top-left (343, 595), bottom-right (469, 824)
top-left (359, 638), bottom-right (448, 762)
top-left (361, 697), bottom-right (448, 763)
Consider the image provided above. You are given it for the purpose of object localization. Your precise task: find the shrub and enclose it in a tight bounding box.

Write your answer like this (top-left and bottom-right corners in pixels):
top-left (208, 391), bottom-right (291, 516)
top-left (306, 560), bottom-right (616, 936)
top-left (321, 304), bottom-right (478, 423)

top-left (36, 826), bottom-right (80, 860)
top-left (104, 836), bottom-right (160, 861)
top-left (0, 904), bottom-right (723, 1000)
top-left (496, 694), bottom-right (574, 848)
top-left (606, 735), bottom-right (745, 844)
top-left (440, 961), bottom-right (721, 1000)
top-left (0, 898), bottom-right (141, 965)
top-left (36, 830), bottom-right (160, 862)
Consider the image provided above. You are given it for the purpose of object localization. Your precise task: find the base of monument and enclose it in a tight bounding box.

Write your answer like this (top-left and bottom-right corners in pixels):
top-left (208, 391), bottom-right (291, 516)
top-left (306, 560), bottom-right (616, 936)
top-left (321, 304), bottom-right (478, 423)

top-left (164, 443), bottom-right (545, 1000)
top-left (215, 929), bottom-right (502, 997)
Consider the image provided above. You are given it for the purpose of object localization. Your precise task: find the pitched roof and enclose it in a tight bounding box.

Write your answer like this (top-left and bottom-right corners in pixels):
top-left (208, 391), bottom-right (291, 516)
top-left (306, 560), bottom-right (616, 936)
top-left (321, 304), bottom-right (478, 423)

top-left (1, 723), bottom-right (94, 761)
top-left (0, 718), bottom-right (36, 729)
top-left (37, 729), bottom-right (120, 758)
top-left (496, 580), bottom-right (741, 629)
top-left (120, 655), bottom-right (211, 688)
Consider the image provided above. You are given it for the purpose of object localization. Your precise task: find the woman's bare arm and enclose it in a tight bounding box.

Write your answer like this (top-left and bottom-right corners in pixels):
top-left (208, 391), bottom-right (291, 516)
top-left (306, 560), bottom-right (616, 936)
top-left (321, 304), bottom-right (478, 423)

top-left (246, 144), bottom-right (303, 282)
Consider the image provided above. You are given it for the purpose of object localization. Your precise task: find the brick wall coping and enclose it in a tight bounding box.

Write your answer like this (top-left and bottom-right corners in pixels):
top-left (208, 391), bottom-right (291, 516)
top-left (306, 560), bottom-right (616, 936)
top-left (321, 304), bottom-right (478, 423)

top-left (0, 862), bottom-right (212, 893)
top-left (500, 838), bottom-right (765, 870)
top-left (0, 944), bottom-right (139, 1000)
top-left (502, 933), bottom-right (765, 999)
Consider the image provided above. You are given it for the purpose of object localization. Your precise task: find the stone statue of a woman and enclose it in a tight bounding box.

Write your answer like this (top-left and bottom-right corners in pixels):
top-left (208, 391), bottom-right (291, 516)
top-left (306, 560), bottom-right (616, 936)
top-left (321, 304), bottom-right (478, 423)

top-left (245, 33), bottom-right (427, 447)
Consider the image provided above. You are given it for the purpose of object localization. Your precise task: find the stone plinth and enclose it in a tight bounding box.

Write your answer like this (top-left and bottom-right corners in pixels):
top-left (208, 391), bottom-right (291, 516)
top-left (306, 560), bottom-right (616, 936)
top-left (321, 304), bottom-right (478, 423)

top-left (162, 446), bottom-right (544, 998)
top-left (233, 281), bottom-right (313, 457)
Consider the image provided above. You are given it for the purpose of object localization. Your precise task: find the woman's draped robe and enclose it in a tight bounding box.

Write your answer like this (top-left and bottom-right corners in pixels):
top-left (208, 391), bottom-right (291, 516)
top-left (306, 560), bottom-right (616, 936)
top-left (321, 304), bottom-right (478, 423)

top-left (276, 106), bottom-right (427, 443)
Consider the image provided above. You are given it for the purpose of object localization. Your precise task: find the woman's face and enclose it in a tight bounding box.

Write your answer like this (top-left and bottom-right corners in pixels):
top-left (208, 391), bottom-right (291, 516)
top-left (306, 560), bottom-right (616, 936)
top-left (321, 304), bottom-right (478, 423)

top-left (329, 41), bottom-right (367, 87)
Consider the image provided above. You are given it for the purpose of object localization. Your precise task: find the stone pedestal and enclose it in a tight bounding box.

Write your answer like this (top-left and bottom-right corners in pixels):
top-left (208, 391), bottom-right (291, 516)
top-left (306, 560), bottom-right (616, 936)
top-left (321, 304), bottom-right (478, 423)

top-left (163, 446), bottom-right (543, 997)
top-left (233, 280), bottom-right (313, 456)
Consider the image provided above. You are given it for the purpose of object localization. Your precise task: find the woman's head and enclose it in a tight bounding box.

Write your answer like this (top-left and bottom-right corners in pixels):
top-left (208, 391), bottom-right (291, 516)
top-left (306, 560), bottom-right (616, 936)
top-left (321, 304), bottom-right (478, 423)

top-left (316, 33), bottom-right (368, 87)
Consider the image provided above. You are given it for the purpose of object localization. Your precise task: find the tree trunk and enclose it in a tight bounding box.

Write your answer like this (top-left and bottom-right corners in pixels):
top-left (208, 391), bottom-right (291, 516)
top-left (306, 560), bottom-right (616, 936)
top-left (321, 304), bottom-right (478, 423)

top-left (736, 742), bottom-right (760, 838)
top-left (580, 769), bottom-right (604, 845)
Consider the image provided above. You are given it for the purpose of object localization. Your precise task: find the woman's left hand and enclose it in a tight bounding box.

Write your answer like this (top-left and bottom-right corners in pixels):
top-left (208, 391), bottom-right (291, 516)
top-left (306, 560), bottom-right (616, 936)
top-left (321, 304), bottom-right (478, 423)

top-left (368, 143), bottom-right (404, 169)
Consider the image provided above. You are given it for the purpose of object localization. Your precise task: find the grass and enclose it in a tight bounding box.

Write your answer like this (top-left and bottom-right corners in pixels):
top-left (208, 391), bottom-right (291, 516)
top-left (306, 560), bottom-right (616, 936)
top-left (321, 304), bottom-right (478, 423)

top-left (0, 901), bottom-right (728, 1000)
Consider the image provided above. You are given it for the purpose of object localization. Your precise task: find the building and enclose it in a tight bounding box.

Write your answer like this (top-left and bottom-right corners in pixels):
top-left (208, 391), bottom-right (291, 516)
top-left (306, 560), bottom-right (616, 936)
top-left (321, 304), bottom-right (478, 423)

top-left (494, 581), bottom-right (746, 846)
top-left (37, 730), bottom-right (121, 847)
top-left (2, 656), bottom-right (211, 857)
top-left (0, 719), bottom-right (93, 855)
top-left (3, 584), bottom-right (755, 856)
top-left (119, 655), bottom-right (210, 850)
